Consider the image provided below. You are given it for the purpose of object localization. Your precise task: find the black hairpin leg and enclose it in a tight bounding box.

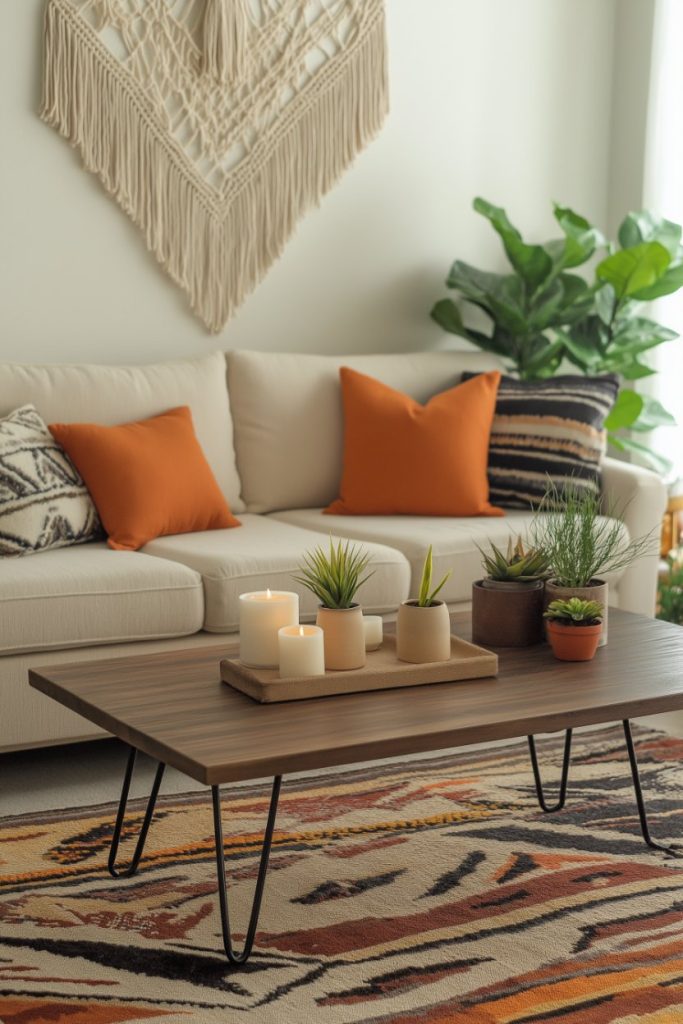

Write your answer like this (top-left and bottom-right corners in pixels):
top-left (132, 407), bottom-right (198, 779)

top-left (108, 746), bottom-right (165, 878)
top-left (527, 729), bottom-right (573, 812)
top-left (212, 774), bottom-right (282, 965)
top-left (622, 719), bottom-right (680, 857)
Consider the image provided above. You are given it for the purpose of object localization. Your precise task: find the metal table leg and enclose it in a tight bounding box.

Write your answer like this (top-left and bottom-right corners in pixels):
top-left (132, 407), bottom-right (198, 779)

top-left (622, 719), bottom-right (680, 857)
top-left (108, 746), bottom-right (165, 878)
top-left (212, 774), bottom-right (282, 965)
top-left (527, 729), bottom-right (573, 812)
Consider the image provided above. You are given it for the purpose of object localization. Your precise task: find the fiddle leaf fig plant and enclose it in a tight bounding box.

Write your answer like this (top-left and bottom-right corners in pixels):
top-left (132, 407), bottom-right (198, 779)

top-left (431, 199), bottom-right (679, 472)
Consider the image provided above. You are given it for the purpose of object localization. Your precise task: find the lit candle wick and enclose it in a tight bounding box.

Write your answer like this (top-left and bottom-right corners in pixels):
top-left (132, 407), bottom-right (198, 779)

top-left (299, 625), bottom-right (304, 636)
top-left (266, 588), bottom-right (272, 599)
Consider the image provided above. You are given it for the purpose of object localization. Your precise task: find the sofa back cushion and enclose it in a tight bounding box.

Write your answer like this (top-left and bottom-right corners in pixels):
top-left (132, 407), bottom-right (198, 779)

top-left (228, 349), bottom-right (501, 512)
top-left (0, 352), bottom-right (244, 512)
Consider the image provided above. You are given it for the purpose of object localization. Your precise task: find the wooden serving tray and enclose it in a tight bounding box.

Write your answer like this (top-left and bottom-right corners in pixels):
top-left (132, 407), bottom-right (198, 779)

top-left (220, 634), bottom-right (497, 703)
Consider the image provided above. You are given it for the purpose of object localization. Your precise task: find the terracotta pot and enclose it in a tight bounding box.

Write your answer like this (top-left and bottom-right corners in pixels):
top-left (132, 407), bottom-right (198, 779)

top-left (547, 621), bottom-right (602, 661)
top-left (396, 600), bottom-right (451, 663)
top-left (471, 579), bottom-right (544, 647)
top-left (316, 604), bottom-right (366, 671)
top-left (544, 579), bottom-right (608, 646)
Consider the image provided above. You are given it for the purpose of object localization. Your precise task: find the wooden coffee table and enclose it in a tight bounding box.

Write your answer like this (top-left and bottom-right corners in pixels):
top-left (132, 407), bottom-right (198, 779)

top-left (29, 609), bottom-right (683, 965)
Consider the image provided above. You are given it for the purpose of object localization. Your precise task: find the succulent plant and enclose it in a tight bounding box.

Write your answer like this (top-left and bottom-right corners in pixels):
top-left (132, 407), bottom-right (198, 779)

top-left (479, 535), bottom-right (551, 583)
top-left (544, 597), bottom-right (603, 625)
top-left (416, 545), bottom-right (451, 607)
top-left (294, 538), bottom-right (374, 609)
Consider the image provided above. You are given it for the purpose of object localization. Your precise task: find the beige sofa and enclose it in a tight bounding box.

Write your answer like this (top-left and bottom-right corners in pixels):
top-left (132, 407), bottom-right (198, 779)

top-left (0, 350), bottom-right (667, 751)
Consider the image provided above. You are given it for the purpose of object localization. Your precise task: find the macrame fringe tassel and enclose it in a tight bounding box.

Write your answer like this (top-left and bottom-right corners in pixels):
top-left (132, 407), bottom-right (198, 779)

top-left (202, 0), bottom-right (250, 84)
top-left (41, 0), bottom-right (389, 333)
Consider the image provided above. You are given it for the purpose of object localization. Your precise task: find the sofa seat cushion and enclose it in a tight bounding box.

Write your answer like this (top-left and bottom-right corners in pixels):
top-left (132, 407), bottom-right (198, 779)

top-left (271, 509), bottom-right (630, 604)
top-left (142, 515), bottom-right (410, 632)
top-left (0, 543), bottom-right (204, 655)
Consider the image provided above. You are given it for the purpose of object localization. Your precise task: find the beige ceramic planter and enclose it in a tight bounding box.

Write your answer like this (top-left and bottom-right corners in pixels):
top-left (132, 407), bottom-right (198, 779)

top-left (544, 579), bottom-right (608, 646)
top-left (396, 600), bottom-right (451, 663)
top-left (316, 604), bottom-right (366, 671)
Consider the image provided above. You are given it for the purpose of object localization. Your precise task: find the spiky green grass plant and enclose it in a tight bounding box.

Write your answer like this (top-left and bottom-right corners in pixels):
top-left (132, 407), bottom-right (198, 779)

top-left (294, 538), bottom-right (374, 609)
top-left (531, 480), bottom-right (656, 588)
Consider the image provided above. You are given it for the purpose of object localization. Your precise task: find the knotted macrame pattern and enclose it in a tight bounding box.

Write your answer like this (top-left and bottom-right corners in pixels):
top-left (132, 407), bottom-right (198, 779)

top-left (41, 0), bottom-right (388, 332)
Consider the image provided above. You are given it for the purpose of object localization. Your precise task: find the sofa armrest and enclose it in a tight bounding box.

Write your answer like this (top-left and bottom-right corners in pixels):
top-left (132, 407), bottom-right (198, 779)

top-left (600, 456), bottom-right (667, 616)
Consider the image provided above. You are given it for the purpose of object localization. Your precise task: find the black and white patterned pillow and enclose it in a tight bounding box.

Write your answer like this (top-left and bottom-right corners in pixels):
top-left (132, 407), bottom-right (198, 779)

top-left (0, 405), bottom-right (100, 556)
top-left (462, 373), bottom-right (619, 509)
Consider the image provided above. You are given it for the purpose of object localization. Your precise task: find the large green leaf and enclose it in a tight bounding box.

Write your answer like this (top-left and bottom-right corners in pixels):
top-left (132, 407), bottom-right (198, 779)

top-left (604, 388), bottom-right (644, 431)
top-left (446, 261), bottom-right (529, 337)
top-left (557, 314), bottom-right (609, 368)
top-left (446, 260), bottom-right (510, 301)
top-left (429, 300), bottom-right (511, 357)
top-left (556, 328), bottom-right (601, 371)
top-left (594, 284), bottom-right (615, 325)
top-left (487, 297), bottom-right (530, 336)
top-left (527, 280), bottom-right (565, 331)
top-left (612, 317), bottom-right (678, 344)
top-left (618, 210), bottom-right (682, 258)
top-left (549, 276), bottom-right (595, 326)
top-left (608, 434), bottom-right (673, 474)
top-left (430, 299), bottom-right (467, 337)
top-left (552, 204), bottom-right (604, 268)
top-left (520, 339), bottom-right (565, 378)
top-left (596, 241), bottom-right (671, 298)
top-left (630, 262), bottom-right (683, 301)
top-left (630, 395), bottom-right (677, 432)
top-left (610, 334), bottom-right (674, 359)
top-left (617, 361), bottom-right (656, 380)
top-left (473, 197), bottom-right (553, 290)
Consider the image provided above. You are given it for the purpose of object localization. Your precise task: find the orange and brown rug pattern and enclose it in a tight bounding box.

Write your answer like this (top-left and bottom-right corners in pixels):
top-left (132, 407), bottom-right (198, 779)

top-left (1, 725), bottom-right (683, 1024)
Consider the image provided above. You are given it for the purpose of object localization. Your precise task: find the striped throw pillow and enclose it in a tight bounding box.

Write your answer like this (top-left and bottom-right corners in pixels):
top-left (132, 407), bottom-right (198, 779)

top-left (462, 373), bottom-right (619, 509)
top-left (0, 405), bottom-right (100, 556)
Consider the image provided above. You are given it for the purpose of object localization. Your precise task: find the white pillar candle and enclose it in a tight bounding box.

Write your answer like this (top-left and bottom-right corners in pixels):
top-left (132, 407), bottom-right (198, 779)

top-left (278, 625), bottom-right (325, 679)
top-left (239, 590), bottom-right (299, 668)
top-left (363, 615), bottom-right (383, 651)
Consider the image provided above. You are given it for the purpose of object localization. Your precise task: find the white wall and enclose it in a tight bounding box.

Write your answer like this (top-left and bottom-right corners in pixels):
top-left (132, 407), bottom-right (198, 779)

top-left (0, 0), bottom-right (618, 365)
top-left (607, 0), bottom-right (656, 235)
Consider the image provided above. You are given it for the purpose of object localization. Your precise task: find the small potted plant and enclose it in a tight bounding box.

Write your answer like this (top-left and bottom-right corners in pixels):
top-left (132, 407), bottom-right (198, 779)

top-left (397, 546), bottom-right (452, 663)
top-left (658, 550), bottom-right (683, 625)
top-left (544, 598), bottom-right (603, 661)
top-left (472, 536), bottom-right (550, 647)
top-left (533, 481), bottom-right (656, 646)
top-left (294, 538), bottom-right (374, 670)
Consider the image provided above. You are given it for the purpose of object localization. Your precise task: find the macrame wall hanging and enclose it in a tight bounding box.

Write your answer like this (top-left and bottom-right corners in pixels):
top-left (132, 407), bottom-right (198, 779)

top-left (41, 0), bottom-right (388, 332)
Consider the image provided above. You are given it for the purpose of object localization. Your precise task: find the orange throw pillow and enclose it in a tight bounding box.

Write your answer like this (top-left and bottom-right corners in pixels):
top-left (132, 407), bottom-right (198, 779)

top-left (50, 406), bottom-right (240, 551)
top-left (325, 368), bottom-right (504, 517)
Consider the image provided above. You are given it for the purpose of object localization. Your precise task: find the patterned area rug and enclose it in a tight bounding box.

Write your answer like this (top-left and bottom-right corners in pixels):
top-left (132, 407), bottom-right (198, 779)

top-left (1, 725), bottom-right (683, 1023)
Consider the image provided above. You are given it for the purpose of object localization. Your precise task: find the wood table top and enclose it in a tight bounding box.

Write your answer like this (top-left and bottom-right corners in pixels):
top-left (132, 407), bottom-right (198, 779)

top-left (29, 610), bottom-right (683, 785)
